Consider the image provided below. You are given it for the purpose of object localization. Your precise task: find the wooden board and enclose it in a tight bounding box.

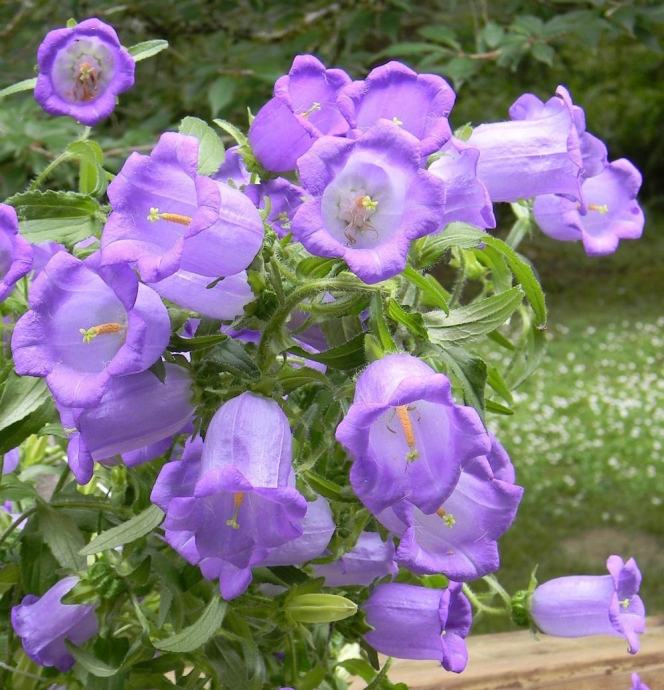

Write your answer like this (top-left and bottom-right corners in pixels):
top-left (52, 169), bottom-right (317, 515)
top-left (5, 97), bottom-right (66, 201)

top-left (352, 617), bottom-right (663, 689)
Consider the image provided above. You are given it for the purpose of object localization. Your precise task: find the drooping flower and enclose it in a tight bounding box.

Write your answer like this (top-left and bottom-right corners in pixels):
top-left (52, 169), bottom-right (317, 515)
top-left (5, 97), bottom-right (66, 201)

top-left (428, 137), bottom-right (496, 229)
top-left (11, 576), bottom-right (98, 672)
top-left (31, 241), bottom-right (64, 277)
top-left (212, 146), bottom-right (250, 188)
top-left (34, 18), bottom-right (135, 126)
top-left (336, 353), bottom-right (490, 515)
top-left (121, 436), bottom-right (175, 468)
top-left (0, 203), bottom-right (32, 302)
top-left (152, 393), bottom-right (307, 600)
top-left (245, 178), bottom-right (306, 237)
top-left (509, 85), bottom-right (607, 179)
top-left (533, 159), bottom-right (644, 256)
top-left (631, 673), bottom-right (651, 690)
top-left (61, 363), bottom-right (194, 483)
top-left (2, 448), bottom-right (20, 474)
top-left (338, 61), bottom-right (455, 156)
top-left (377, 437), bottom-right (523, 581)
top-left (468, 91), bottom-right (583, 203)
top-left (12, 251), bottom-right (170, 408)
top-left (530, 555), bottom-right (646, 654)
top-left (292, 122), bottom-right (446, 283)
top-left (248, 55), bottom-right (351, 173)
top-left (101, 132), bottom-right (263, 284)
top-left (363, 582), bottom-right (472, 672)
top-left (314, 532), bottom-right (397, 586)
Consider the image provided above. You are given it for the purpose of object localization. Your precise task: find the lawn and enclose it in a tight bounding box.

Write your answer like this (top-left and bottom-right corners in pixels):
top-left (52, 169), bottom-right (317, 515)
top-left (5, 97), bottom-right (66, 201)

top-left (486, 212), bottom-right (664, 624)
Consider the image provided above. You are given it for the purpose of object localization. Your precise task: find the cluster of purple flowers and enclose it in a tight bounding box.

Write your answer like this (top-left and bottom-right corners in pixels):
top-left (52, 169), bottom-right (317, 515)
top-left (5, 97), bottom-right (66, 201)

top-left (3, 16), bottom-right (647, 679)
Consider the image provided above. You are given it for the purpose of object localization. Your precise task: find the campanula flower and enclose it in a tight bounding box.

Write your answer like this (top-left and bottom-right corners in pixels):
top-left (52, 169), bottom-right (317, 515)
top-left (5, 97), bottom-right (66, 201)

top-left (338, 60), bottom-right (455, 155)
top-left (533, 159), bottom-right (644, 256)
top-left (0, 204), bottom-right (32, 302)
top-left (61, 363), bottom-right (194, 483)
top-left (212, 146), bottom-right (250, 188)
top-left (530, 555), bottom-right (645, 654)
top-left (292, 122), bottom-right (445, 283)
top-left (336, 353), bottom-right (490, 515)
top-left (2, 448), bottom-right (20, 474)
top-left (631, 673), bottom-right (651, 690)
top-left (34, 18), bottom-right (134, 126)
top-left (363, 582), bottom-right (471, 672)
top-left (101, 132), bottom-right (263, 283)
top-left (11, 576), bottom-right (98, 672)
top-left (249, 54), bottom-right (351, 173)
top-left (11, 251), bottom-right (170, 408)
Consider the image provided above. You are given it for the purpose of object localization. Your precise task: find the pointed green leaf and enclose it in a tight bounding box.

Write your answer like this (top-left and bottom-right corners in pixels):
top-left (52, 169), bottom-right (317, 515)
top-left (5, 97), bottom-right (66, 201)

top-left (66, 643), bottom-right (120, 677)
top-left (79, 505), bottom-right (164, 556)
top-left (153, 597), bottom-right (227, 652)
top-left (127, 40), bottom-right (169, 62)
top-left (179, 116), bottom-right (225, 175)
top-left (38, 505), bottom-right (86, 570)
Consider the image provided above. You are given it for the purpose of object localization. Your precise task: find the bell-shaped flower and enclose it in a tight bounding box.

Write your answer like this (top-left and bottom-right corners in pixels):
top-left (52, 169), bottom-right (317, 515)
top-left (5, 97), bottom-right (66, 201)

top-left (11, 576), bottom-right (98, 672)
top-left (153, 393), bottom-right (307, 600)
top-left (533, 159), bottom-right (644, 256)
top-left (34, 18), bottom-right (134, 126)
top-left (363, 582), bottom-right (471, 672)
top-left (61, 363), bottom-right (194, 483)
top-left (377, 438), bottom-right (523, 581)
top-left (0, 203), bottom-right (32, 302)
top-left (212, 146), bottom-right (250, 188)
top-left (338, 61), bottom-right (455, 156)
top-left (12, 251), bottom-right (170, 408)
top-left (292, 122), bottom-right (445, 283)
top-left (509, 85), bottom-right (607, 180)
top-left (530, 555), bottom-right (645, 654)
top-left (428, 137), bottom-right (496, 230)
top-left (631, 673), bottom-right (651, 690)
top-left (468, 90), bottom-right (583, 203)
top-left (336, 353), bottom-right (490, 515)
top-left (245, 178), bottom-right (306, 237)
top-left (249, 55), bottom-right (351, 173)
top-left (3, 448), bottom-right (20, 475)
top-left (314, 531), bottom-right (397, 587)
top-left (101, 132), bottom-right (263, 283)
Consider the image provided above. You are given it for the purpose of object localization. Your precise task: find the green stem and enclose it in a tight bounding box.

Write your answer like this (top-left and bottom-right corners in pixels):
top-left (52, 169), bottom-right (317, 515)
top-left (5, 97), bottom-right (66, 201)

top-left (462, 583), bottom-right (508, 617)
top-left (0, 507), bottom-right (36, 547)
top-left (28, 151), bottom-right (74, 190)
top-left (51, 465), bottom-right (70, 497)
top-left (449, 249), bottom-right (467, 307)
top-left (482, 574), bottom-right (512, 607)
top-left (288, 633), bottom-right (298, 686)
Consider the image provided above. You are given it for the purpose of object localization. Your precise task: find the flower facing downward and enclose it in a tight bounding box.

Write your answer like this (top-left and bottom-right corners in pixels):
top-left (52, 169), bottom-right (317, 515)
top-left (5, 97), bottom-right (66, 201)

top-left (34, 18), bottom-right (135, 126)
top-left (11, 251), bottom-right (170, 409)
top-left (631, 673), bottom-right (651, 690)
top-left (363, 582), bottom-right (472, 672)
top-left (0, 203), bottom-right (32, 303)
top-left (292, 122), bottom-right (445, 283)
top-left (336, 353), bottom-right (490, 515)
top-left (338, 60), bottom-right (455, 155)
top-left (11, 577), bottom-right (98, 672)
top-left (530, 555), bottom-right (646, 654)
top-left (533, 159), bottom-right (644, 256)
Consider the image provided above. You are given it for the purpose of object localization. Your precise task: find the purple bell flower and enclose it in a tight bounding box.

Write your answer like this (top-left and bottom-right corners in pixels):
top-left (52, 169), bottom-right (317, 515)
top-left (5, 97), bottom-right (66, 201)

top-left (245, 178), bottom-right (306, 237)
top-left (338, 60), bottom-right (455, 156)
top-left (249, 55), bottom-right (351, 173)
top-left (152, 393), bottom-right (307, 600)
top-left (31, 241), bottom-right (65, 277)
top-left (292, 122), bottom-right (446, 283)
top-left (363, 582), bottom-right (472, 672)
top-left (510, 85), bottom-right (607, 180)
top-left (101, 132), bottom-right (263, 283)
top-left (3, 448), bottom-right (20, 474)
top-left (211, 146), bottom-right (250, 188)
top-left (336, 353), bottom-right (490, 515)
top-left (533, 159), bottom-right (644, 256)
top-left (121, 436), bottom-right (174, 468)
top-left (468, 90), bottom-right (583, 203)
top-left (12, 251), bottom-right (170, 408)
top-left (61, 363), bottom-right (194, 483)
top-left (314, 531), bottom-right (397, 587)
top-left (429, 137), bottom-right (496, 229)
top-left (530, 555), bottom-right (646, 654)
top-left (631, 673), bottom-right (651, 690)
top-left (377, 438), bottom-right (523, 581)
top-left (0, 203), bottom-right (32, 302)
top-left (34, 18), bottom-right (134, 126)
top-left (11, 576), bottom-right (98, 672)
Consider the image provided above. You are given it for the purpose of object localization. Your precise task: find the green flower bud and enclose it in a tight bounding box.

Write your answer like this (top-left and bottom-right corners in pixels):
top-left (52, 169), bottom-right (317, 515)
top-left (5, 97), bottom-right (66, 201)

top-left (286, 593), bottom-right (357, 624)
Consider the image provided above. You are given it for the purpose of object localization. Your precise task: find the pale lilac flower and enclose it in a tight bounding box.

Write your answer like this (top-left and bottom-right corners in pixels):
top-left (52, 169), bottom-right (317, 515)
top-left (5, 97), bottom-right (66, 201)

top-left (0, 203), bottom-right (32, 302)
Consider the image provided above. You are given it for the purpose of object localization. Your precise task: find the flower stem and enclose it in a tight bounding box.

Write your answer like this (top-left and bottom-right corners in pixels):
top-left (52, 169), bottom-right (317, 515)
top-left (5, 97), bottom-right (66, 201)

top-left (462, 583), bottom-right (508, 617)
top-left (28, 151), bottom-right (74, 190)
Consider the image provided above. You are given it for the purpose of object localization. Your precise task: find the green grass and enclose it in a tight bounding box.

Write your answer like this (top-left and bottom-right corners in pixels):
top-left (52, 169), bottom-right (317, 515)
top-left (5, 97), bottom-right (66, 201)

top-left (486, 215), bottom-right (664, 624)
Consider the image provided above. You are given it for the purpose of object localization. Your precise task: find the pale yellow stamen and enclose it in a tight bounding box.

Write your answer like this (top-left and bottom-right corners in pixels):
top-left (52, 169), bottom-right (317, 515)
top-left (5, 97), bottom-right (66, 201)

top-left (226, 492), bottom-right (245, 530)
top-left (588, 203), bottom-right (609, 214)
top-left (147, 207), bottom-right (192, 225)
top-left (396, 405), bottom-right (419, 461)
top-left (360, 195), bottom-right (379, 211)
top-left (392, 116), bottom-right (403, 126)
top-left (300, 101), bottom-right (321, 118)
top-left (436, 507), bottom-right (456, 527)
top-left (80, 322), bottom-right (124, 344)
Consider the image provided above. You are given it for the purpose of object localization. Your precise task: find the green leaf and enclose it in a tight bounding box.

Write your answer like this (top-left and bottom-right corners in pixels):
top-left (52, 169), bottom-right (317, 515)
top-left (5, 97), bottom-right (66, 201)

top-left (213, 118), bottom-right (248, 147)
top-left (386, 298), bottom-right (428, 339)
top-left (303, 470), bottom-right (355, 503)
top-left (374, 41), bottom-right (446, 58)
top-left (277, 366), bottom-right (330, 393)
top-left (127, 39), bottom-right (169, 62)
top-left (369, 295), bottom-right (397, 353)
top-left (483, 21), bottom-right (505, 48)
top-left (208, 77), bottom-right (236, 117)
top-left (286, 593), bottom-right (357, 624)
top-left (337, 658), bottom-right (376, 682)
top-left (179, 116), bottom-right (225, 175)
top-left (424, 288), bottom-right (523, 343)
top-left (0, 400), bottom-right (55, 455)
top-left (66, 643), bottom-right (120, 677)
top-left (6, 190), bottom-right (104, 247)
top-left (0, 77), bottom-right (36, 100)
top-left (432, 344), bottom-right (487, 414)
top-left (37, 505), bottom-right (86, 570)
top-left (402, 266), bottom-right (449, 313)
top-left (0, 476), bottom-right (37, 502)
top-left (288, 333), bottom-right (366, 370)
top-left (0, 374), bottom-right (51, 432)
top-left (153, 597), bottom-right (227, 652)
top-left (485, 399), bottom-right (514, 415)
top-left (68, 140), bottom-right (106, 196)
top-left (168, 332), bottom-right (227, 352)
top-left (532, 42), bottom-right (555, 65)
top-left (0, 563), bottom-right (20, 595)
top-left (296, 257), bottom-right (340, 279)
top-left (79, 505), bottom-right (164, 556)
top-left (206, 339), bottom-right (261, 380)
top-left (487, 364), bottom-right (513, 404)
top-left (508, 324), bottom-right (547, 388)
